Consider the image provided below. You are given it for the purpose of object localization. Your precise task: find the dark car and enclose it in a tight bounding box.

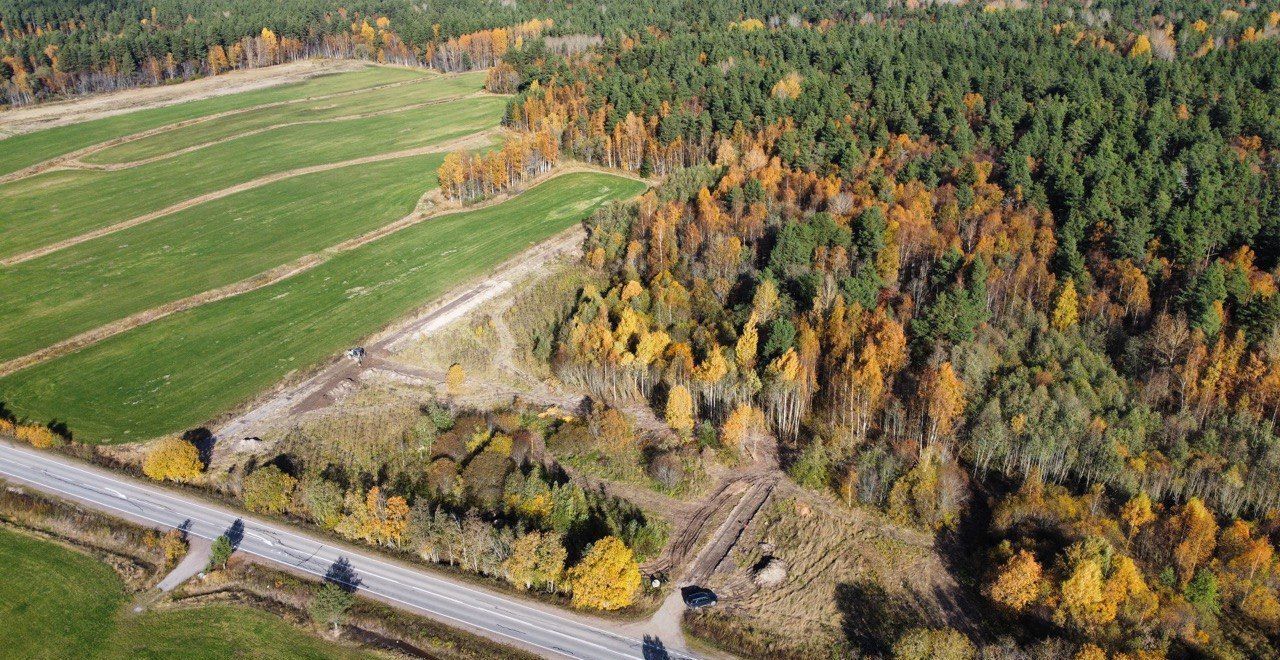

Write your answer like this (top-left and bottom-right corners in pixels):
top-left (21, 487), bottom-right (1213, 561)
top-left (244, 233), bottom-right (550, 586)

top-left (681, 586), bottom-right (718, 609)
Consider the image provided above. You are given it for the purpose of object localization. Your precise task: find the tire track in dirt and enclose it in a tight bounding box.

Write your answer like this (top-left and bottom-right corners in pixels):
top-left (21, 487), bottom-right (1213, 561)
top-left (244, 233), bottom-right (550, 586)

top-left (0, 74), bottom-right (436, 186)
top-left (0, 128), bottom-right (501, 267)
top-left (64, 90), bottom-right (490, 171)
top-left (0, 163), bottom-right (645, 378)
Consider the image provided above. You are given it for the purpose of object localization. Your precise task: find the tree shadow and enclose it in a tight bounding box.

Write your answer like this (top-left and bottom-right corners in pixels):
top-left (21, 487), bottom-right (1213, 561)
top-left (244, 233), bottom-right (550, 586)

top-left (224, 519), bottom-right (245, 549)
top-left (835, 580), bottom-right (923, 656)
top-left (183, 427), bottom-right (216, 466)
top-left (641, 634), bottom-right (669, 660)
top-left (325, 556), bottom-right (361, 593)
top-left (46, 419), bottom-right (72, 442)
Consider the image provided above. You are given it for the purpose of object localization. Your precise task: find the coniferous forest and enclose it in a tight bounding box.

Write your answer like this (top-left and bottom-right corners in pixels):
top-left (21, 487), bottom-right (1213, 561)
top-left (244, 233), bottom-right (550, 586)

top-left (7, 0), bottom-right (1280, 657)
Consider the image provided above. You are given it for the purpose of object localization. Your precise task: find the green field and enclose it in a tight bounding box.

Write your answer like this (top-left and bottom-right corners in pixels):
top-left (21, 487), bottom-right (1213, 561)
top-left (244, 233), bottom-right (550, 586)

top-left (0, 527), bottom-right (365, 659)
top-left (0, 93), bottom-right (503, 259)
top-left (0, 66), bottom-right (427, 177)
top-left (84, 71), bottom-right (486, 165)
top-left (0, 61), bottom-right (644, 444)
top-left (0, 153), bottom-right (454, 362)
top-left (0, 173), bottom-right (645, 441)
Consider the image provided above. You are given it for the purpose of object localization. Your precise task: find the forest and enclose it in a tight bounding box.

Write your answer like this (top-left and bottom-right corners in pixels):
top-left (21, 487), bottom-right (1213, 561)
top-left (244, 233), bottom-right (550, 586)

top-left (489, 1), bottom-right (1280, 656)
top-left (7, 0), bottom-right (1280, 657)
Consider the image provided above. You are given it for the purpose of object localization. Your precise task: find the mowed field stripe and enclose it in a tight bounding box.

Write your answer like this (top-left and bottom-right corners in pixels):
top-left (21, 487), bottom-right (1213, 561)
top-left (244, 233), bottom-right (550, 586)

top-left (0, 67), bottom-right (433, 185)
top-left (0, 128), bottom-right (500, 267)
top-left (66, 90), bottom-right (492, 172)
top-left (0, 94), bottom-right (504, 261)
top-left (81, 71), bottom-right (488, 166)
top-left (0, 164), bottom-right (631, 379)
top-left (0, 172), bottom-right (648, 442)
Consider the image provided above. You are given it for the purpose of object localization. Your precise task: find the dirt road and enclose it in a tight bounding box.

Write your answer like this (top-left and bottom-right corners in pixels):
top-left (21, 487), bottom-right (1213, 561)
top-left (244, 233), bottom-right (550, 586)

top-left (208, 223), bottom-right (593, 470)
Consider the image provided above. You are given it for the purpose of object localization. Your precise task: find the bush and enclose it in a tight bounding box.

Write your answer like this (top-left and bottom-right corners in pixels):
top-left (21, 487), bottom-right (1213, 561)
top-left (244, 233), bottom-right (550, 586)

top-left (15, 423), bottom-right (58, 448)
top-left (242, 465), bottom-right (297, 514)
top-left (567, 536), bottom-right (641, 610)
top-left (892, 627), bottom-right (975, 660)
top-left (142, 437), bottom-right (203, 482)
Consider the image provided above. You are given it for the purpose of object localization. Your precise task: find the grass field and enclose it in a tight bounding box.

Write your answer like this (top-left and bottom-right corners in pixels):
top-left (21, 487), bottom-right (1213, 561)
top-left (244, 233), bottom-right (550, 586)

top-left (84, 71), bottom-right (486, 165)
top-left (0, 173), bottom-right (645, 442)
top-left (0, 527), bottom-right (365, 659)
top-left (0, 153), bottom-right (453, 362)
top-left (0, 65), bottom-right (427, 177)
top-left (0, 93), bottom-right (503, 259)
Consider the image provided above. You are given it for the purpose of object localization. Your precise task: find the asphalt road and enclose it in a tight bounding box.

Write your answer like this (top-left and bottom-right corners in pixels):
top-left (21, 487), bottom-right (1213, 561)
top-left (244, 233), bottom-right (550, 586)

top-left (0, 440), bottom-right (693, 659)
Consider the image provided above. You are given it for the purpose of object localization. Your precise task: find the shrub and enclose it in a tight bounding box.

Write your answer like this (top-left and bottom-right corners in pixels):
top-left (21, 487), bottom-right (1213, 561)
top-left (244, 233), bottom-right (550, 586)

top-left (142, 436), bottom-right (203, 482)
top-left (242, 465), bottom-right (297, 514)
top-left (567, 536), bottom-right (641, 610)
top-left (15, 423), bottom-right (58, 448)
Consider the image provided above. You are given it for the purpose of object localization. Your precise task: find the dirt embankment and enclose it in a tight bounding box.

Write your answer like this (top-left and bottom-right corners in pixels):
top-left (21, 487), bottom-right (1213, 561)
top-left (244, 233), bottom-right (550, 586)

top-left (0, 59), bottom-right (368, 137)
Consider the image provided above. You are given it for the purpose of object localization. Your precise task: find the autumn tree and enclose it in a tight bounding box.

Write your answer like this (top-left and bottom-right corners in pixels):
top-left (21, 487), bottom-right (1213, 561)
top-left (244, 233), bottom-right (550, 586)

top-left (1052, 279), bottom-right (1080, 331)
top-left (503, 530), bottom-right (566, 592)
top-left (664, 384), bottom-right (695, 438)
top-left (446, 363), bottom-right (466, 398)
top-left (1170, 498), bottom-right (1218, 585)
top-left (142, 436), bottom-right (203, 482)
top-left (242, 465), bottom-right (297, 514)
top-left (567, 536), bottom-right (641, 610)
top-left (336, 487), bottom-right (411, 547)
top-left (721, 403), bottom-right (766, 453)
top-left (988, 549), bottom-right (1043, 612)
top-left (921, 362), bottom-right (965, 445)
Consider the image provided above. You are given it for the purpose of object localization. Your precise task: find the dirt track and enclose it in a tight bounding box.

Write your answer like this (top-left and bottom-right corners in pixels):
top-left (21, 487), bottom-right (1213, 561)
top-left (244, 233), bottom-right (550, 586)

top-left (0, 66), bottom-right (435, 187)
top-left (0, 128), bottom-right (500, 267)
top-left (0, 161), bottom-right (633, 378)
top-left (0, 60), bottom-right (369, 136)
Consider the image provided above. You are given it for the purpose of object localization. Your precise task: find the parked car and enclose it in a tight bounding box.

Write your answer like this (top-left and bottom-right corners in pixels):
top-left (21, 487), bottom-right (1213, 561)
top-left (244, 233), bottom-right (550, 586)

top-left (681, 586), bottom-right (718, 609)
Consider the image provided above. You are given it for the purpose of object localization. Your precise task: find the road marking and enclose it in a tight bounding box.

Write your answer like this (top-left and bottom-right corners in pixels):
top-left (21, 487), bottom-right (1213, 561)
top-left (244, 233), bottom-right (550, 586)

top-left (0, 462), bottom-right (587, 660)
top-left (0, 444), bottom-right (697, 659)
top-left (0, 443), bottom-right (689, 658)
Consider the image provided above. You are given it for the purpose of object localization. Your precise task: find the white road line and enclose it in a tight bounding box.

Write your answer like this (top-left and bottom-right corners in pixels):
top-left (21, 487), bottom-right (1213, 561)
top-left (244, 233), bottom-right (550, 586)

top-left (0, 444), bottom-right (695, 659)
top-left (0, 463), bottom-right (581, 660)
top-left (0, 443), bottom-right (673, 658)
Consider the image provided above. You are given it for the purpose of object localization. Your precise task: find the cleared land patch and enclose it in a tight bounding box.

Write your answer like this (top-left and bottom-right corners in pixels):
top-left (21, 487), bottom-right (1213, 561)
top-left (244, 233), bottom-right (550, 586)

top-left (0, 93), bottom-right (503, 260)
top-left (0, 527), bottom-right (365, 659)
top-left (0, 173), bottom-right (646, 442)
top-left (0, 152), bottom-right (453, 363)
top-left (0, 65), bottom-right (427, 178)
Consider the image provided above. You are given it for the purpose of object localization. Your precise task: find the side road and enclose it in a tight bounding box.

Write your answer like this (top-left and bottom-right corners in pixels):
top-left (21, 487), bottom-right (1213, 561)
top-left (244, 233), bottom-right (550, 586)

top-left (0, 440), bottom-right (694, 660)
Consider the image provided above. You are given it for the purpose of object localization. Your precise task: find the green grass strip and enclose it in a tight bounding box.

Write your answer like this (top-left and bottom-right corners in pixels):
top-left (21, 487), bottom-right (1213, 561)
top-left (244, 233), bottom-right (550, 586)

top-left (0, 153), bottom-right (448, 362)
top-left (0, 528), bottom-right (366, 659)
top-left (0, 95), bottom-right (503, 260)
top-left (0, 66), bottom-right (426, 177)
top-left (84, 71), bottom-right (486, 165)
top-left (0, 173), bottom-right (646, 442)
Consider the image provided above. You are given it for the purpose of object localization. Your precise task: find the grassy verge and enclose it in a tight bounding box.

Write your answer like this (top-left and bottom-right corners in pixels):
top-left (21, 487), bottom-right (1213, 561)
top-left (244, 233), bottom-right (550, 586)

top-left (0, 172), bottom-right (648, 442)
top-left (0, 508), bottom-right (366, 659)
top-left (0, 65), bottom-right (426, 177)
